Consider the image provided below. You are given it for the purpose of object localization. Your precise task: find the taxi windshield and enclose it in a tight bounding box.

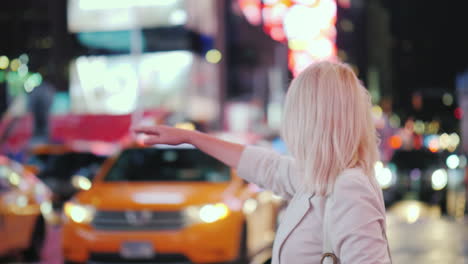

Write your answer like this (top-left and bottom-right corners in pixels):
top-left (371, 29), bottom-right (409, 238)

top-left (104, 148), bottom-right (231, 182)
top-left (34, 153), bottom-right (107, 180)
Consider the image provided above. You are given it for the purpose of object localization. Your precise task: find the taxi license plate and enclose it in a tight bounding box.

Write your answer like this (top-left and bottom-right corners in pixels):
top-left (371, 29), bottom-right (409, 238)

top-left (120, 241), bottom-right (154, 259)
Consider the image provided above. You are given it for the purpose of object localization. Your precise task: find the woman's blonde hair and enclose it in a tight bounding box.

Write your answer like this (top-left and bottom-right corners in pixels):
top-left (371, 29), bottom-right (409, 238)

top-left (281, 61), bottom-right (379, 196)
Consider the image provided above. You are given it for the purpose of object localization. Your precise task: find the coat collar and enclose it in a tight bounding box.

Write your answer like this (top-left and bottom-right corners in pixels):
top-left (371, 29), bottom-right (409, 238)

top-left (272, 191), bottom-right (315, 264)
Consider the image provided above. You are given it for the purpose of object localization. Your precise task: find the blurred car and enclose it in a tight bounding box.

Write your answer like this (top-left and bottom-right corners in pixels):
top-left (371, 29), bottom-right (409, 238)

top-left (27, 142), bottom-right (115, 208)
top-left (0, 155), bottom-right (54, 261)
top-left (62, 144), bottom-right (282, 264)
top-left (376, 150), bottom-right (449, 212)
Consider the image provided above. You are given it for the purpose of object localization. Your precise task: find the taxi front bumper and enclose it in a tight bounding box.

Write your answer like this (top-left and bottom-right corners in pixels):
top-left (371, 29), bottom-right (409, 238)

top-left (62, 214), bottom-right (244, 264)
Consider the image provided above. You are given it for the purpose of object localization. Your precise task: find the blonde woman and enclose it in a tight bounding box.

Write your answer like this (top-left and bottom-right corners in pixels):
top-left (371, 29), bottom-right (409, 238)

top-left (134, 61), bottom-right (392, 264)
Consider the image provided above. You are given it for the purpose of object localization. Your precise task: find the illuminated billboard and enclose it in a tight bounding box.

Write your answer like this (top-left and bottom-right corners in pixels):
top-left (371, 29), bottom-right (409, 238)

top-left (68, 0), bottom-right (218, 35)
top-left (238, 0), bottom-right (338, 75)
top-left (69, 51), bottom-right (220, 121)
top-left (67, 0), bottom-right (187, 32)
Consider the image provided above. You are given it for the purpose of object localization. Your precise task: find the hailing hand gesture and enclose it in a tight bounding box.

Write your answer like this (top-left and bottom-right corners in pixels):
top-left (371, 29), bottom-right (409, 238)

top-left (132, 124), bottom-right (244, 168)
top-left (132, 125), bottom-right (193, 146)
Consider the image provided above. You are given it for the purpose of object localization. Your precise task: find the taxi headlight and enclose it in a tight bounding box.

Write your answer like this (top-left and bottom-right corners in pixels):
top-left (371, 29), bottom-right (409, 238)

top-left (64, 201), bottom-right (96, 224)
top-left (71, 175), bottom-right (92, 191)
top-left (184, 203), bottom-right (229, 224)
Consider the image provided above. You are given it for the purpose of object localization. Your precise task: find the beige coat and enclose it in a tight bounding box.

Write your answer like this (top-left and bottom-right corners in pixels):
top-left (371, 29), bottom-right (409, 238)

top-left (237, 146), bottom-right (391, 264)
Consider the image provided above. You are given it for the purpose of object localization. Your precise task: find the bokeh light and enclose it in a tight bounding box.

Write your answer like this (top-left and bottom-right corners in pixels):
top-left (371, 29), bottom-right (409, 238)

top-left (389, 114), bottom-right (401, 128)
top-left (414, 120), bottom-right (425, 135)
top-left (371, 105), bottom-right (383, 119)
top-left (18, 64), bottom-right (29, 77)
top-left (19, 54), bottom-right (29, 64)
top-left (376, 167), bottom-right (393, 189)
top-left (406, 203), bottom-right (421, 224)
top-left (169, 9), bottom-right (187, 25)
top-left (0, 56), bottom-right (9, 70)
top-left (388, 135), bottom-right (402, 149)
top-left (239, 0), bottom-right (337, 75)
top-left (459, 155), bottom-right (467, 168)
top-left (439, 133), bottom-right (449, 149)
top-left (454, 107), bottom-right (463, 120)
top-left (446, 154), bottom-right (460, 169)
top-left (431, 169), bottom-right (448, 191)
top-left (205, 49), bottom-right (222, 64)
top-left (442, 93), bottom-right (453, 106)
top-left (428, 137), bottom-right (440, 153)
top-left (10, 58), bottom-right (21, 71)
top-left (24, 73), bottom-right (43, 93)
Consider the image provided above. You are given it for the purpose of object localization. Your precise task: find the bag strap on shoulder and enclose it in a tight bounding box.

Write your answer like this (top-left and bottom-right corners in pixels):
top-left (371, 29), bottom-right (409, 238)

top-left (321, 194), bottom-right (338, 264)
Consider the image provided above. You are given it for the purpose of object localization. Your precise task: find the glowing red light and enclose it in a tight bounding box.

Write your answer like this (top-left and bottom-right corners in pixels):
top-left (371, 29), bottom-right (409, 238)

top-left (262, 6), bottom-right (273, 24)
top-left (388, 135), bottom-right (402, 149)
top-left (239, 0), bottom-right (337, 74)
top-left (337, 0), bottom-right (351, 8)
top-left (413, 135), bottom-right (423, 150)
top-left (454, 107), bottom-right (463, 120)
top-left (270, 26), bottom-right (286, 41)
top-left (239, 0), bottom-right (262, 26)
top-left (428, 139), bottom-right (439, 153)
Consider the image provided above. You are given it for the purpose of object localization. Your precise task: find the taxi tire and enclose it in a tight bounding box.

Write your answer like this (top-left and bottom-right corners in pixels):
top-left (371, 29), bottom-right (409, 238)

top-left (23, 215), bottom-right (46, 262)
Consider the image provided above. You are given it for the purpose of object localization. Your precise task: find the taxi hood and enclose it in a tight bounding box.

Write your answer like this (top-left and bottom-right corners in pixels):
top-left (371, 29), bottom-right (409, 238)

top-left (76, 182), bottom-right (236, 210)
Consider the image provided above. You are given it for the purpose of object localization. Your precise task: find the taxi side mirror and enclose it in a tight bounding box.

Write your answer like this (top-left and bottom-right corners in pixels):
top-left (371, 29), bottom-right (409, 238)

top-left (71, 175), bottom-right (92, 191)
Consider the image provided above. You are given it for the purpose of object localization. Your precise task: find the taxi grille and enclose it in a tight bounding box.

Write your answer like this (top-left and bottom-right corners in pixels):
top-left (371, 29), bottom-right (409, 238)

top-left (92, 210), bottom-right (185, 231)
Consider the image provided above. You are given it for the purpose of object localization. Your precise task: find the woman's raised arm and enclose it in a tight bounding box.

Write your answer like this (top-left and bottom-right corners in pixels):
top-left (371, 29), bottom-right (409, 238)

top-left (133, 125), bottom-right (299, 199)
top-left (133, 125), bottom-right (245, 168)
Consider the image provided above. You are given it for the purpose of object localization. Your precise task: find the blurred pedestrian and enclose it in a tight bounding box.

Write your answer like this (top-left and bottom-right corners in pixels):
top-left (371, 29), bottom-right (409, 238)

top-left (134, 61), bottom-right (392, 264)
top-left (28, 78), bottom-right (54, 144)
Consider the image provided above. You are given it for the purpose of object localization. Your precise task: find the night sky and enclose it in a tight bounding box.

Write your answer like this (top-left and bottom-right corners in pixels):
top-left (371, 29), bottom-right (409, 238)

top-left (388, 0), bottom-right (468, 94)
top-left (383, 0), bottom-right (468, 131)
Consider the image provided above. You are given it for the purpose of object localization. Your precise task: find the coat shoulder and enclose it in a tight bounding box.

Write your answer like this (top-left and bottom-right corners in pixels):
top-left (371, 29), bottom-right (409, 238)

top-left (334, 168), bottom-right (375, 197)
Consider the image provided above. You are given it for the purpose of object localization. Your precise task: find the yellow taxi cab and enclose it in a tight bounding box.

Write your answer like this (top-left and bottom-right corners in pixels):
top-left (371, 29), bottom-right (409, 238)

top-left (0, 155), bottom-right (54, 261)
top-left (62, 143), bottom-right (283, 264)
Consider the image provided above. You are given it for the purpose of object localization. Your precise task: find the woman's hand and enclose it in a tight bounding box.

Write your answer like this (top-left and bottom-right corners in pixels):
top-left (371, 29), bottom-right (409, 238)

top-left (132, 125), bottom-right (194, 146)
